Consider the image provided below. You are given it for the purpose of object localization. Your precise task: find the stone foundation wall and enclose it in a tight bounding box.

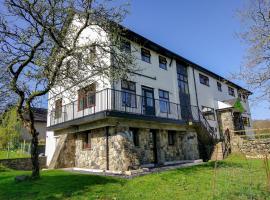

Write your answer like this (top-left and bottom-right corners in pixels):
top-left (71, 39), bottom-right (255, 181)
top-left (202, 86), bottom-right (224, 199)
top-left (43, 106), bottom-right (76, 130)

top-left (0, 157), bottom-right (46, 170)
top-left (55, 126), bottom-right (200, 172)
top-left (181, 132), bottom-right (200, 160)
top-left (75, 128), bottom-right (107, 169)
top-left (55, 133), bottom-right (76, 168)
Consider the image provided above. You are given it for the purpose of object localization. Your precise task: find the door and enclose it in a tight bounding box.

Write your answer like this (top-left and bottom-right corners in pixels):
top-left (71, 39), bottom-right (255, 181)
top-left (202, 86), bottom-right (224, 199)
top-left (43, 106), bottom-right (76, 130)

top-left (142, 86), bottom-right (155, 116)
top-left (151, 129), bottom-right (158, 165)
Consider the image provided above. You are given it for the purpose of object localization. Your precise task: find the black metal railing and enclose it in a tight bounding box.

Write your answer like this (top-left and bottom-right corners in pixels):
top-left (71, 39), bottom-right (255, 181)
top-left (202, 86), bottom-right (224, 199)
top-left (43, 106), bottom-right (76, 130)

top-left (48, 88), bottom-right (216, 139)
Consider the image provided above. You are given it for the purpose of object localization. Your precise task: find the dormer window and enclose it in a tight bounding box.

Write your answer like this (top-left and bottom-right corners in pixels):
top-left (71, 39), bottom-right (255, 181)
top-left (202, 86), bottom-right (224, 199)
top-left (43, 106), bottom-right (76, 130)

top-left (228, 86), bottom-right (235, 97)
top-left (141, 48), bottom-right (151, 63)
top-left (159, 56), bottom-right (167, 70)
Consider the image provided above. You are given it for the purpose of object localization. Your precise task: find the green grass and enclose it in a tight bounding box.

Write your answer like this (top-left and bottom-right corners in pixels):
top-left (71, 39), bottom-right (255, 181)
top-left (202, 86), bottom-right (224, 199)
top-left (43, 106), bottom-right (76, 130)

top-left (0, 150), bottom-right (30, 159)
top-left (0, 154), bottom-right (269, 200)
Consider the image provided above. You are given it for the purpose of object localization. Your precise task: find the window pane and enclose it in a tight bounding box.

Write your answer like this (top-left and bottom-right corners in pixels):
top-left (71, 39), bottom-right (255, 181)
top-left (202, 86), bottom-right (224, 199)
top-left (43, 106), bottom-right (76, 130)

top-left (159, 56), bottom-right (167, 69)
top-left (160, 100), bottom-right (169, 113)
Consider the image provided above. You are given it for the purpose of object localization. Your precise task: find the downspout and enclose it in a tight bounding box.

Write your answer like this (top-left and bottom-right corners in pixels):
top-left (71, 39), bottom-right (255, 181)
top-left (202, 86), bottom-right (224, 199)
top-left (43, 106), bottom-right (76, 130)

top-left (192, 67), bottom-right (200, 121)
top-left (106, 126), bottom-right (109, 170)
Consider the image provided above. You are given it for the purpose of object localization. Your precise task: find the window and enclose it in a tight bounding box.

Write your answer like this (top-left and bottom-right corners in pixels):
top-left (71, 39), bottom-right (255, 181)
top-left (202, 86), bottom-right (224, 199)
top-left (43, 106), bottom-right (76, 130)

top-left (242, 117), bottom-right (251, 127)
top-left (228, 87), bottom-right (235, 96)
top-left (83, 133), bottom-right (91, 149)
top-left (199, 74), bottom-right (209, 86)
top-left (55, 98), bottom-right (62, 119)
top-left (120, 40), bottom-right (131, 53)
top-left (168, 131), bottom-right (176, 146)
top-left (121, 80), bottom-right (136, 108)
top-left (159, 89), bottom-right (170, 113)
top-left (242, 94), bottom-right (247, 103)
top-left (217, 82), bottom-right (222, 92)
top-left (177, 64), bottom-right (189, 95)
top-left (130, 128), bottom-right (139, 146)
top-left (78, 83), bottom-right (96, 111)
top-left (159, 56), bottom-right (167, 70)
top-left (202, 106), bottom-right (215, 120)
top-left (141, 48), bottom-right (151, 63)
top-left (238, 92), bottom-right (242, 99)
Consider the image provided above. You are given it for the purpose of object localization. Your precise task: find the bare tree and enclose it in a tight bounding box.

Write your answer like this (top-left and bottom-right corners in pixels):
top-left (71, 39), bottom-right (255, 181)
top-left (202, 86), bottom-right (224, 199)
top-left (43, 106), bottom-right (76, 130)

top-left (0, 0), bottom-right (135, 179)
top-left (236, 0), bottom-right (270, 102)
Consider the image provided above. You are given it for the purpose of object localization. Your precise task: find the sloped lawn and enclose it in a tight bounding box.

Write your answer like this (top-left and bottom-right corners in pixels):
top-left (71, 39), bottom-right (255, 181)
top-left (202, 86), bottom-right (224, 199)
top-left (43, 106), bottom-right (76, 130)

top-left (0, 154), bottom-right (269, 200)
top-left (0, 150), bottom-right (30, 159)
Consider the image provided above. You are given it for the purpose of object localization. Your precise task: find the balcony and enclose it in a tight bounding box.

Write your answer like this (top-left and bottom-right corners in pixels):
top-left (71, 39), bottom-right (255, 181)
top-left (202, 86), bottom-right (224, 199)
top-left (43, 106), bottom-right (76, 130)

top-left (48, 88), bottom-right (202, 130)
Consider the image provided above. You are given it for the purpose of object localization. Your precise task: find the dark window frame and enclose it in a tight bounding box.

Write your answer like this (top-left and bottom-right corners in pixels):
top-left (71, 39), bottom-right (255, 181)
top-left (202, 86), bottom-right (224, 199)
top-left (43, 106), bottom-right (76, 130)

top-left (159, 56), bottom-right (167, 70)
top-left (242, 117), bottom-right (251, 127)
top-left (83, 132), bottom-right (91, 150)
top-left (201, 106), bottom-right (215, 121)
top-left (121, 80), bottom-right (137, 108)
top-left (177, 63), bottom-right (189, 95)
top-left (168, 131), bottom-right (176, 146)
top-left (159, 89), bottom-right (170, 113)
top-left (78, 83), bottom-right (96, 111)
top-left (141, 48), bottom-right (151, 63)
top-left (130, 128), bottom-right (139, 147)
top-left (217, 82), bottom-right (222, 92)
top-left (228, 86), bottom-right (235, 96)
top-left (199, 74), bottom-right (210, 86)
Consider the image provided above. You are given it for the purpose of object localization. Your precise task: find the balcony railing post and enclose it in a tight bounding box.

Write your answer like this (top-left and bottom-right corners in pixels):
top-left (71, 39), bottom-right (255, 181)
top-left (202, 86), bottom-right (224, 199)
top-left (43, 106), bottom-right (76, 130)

top-left (83, 101), bottom-right (84, 117)
top-left (166, 102), bottom-right (169, 118)
top-left (197, 106), bottom-right (201, 121)
top-left (141, 96), bottom-right (143, 115)
top-left (73, 102), bottom-right (75, 120)
top-left (64, 105), bottom-right (66, 122)
top-left (50, 112), bottom-right (52, 126)
top-left (113, 89), bottom-right (115, 110)
top-left (177, 104), bottom-right (179, 120)
top-left (106, 88), bottom-right (109, 110)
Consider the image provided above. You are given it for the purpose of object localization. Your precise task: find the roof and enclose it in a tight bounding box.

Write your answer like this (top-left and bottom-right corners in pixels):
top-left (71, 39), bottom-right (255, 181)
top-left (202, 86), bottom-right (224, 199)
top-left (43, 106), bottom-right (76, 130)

top-left (120, 26), bottom-right (252, 95)
top-left (23, 108), bottom-right (47, 123)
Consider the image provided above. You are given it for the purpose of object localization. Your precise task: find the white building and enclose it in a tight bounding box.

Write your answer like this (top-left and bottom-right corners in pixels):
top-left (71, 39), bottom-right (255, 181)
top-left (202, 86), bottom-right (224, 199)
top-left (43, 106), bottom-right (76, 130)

top-left (45, 24), bottom-right (253, 172)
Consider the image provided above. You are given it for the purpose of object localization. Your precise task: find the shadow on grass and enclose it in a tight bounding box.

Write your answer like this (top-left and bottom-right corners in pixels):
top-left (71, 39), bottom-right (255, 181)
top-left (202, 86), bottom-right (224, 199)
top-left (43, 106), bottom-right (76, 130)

top-left (0, 170), bottom-right (125, 200)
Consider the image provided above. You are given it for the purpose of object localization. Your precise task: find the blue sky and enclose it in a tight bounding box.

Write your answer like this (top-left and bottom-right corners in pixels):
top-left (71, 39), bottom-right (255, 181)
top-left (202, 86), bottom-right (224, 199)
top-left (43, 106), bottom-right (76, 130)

top-left (122, 0), bottom-right (270, 120)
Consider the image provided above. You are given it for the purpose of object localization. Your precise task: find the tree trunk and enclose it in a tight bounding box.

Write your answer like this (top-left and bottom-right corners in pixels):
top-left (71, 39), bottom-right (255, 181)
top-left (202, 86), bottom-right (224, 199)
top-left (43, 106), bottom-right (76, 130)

top-left (31, 129), bottom-right (40, 179)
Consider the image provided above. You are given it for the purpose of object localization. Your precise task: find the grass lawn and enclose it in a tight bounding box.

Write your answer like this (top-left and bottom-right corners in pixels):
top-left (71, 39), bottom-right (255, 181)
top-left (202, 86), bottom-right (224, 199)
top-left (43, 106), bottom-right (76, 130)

top-left (0, 154), bottom-right (269, 200)
top-left (0, 150), bottom-right (30, 159)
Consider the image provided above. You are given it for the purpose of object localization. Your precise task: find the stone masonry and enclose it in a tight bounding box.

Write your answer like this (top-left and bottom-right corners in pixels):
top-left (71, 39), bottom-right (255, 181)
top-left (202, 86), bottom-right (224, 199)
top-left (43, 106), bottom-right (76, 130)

top-left (52, 126), bottom-right (200, 172)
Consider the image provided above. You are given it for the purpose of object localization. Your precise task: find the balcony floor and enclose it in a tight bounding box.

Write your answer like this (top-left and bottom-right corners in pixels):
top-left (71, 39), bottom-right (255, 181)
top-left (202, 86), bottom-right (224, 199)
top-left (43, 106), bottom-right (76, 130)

top-left (47, 110), bottom-right (189, 131)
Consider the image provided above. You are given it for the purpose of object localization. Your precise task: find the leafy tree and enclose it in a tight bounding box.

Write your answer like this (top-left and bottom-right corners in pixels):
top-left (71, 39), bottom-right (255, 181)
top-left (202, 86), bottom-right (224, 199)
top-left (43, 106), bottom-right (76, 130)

top-left (0, 0), bottom-right (135, 179)
top-left (0, 108), bottom-right (21, 149)
top-left (236, 0), bottom-right (270, 102)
